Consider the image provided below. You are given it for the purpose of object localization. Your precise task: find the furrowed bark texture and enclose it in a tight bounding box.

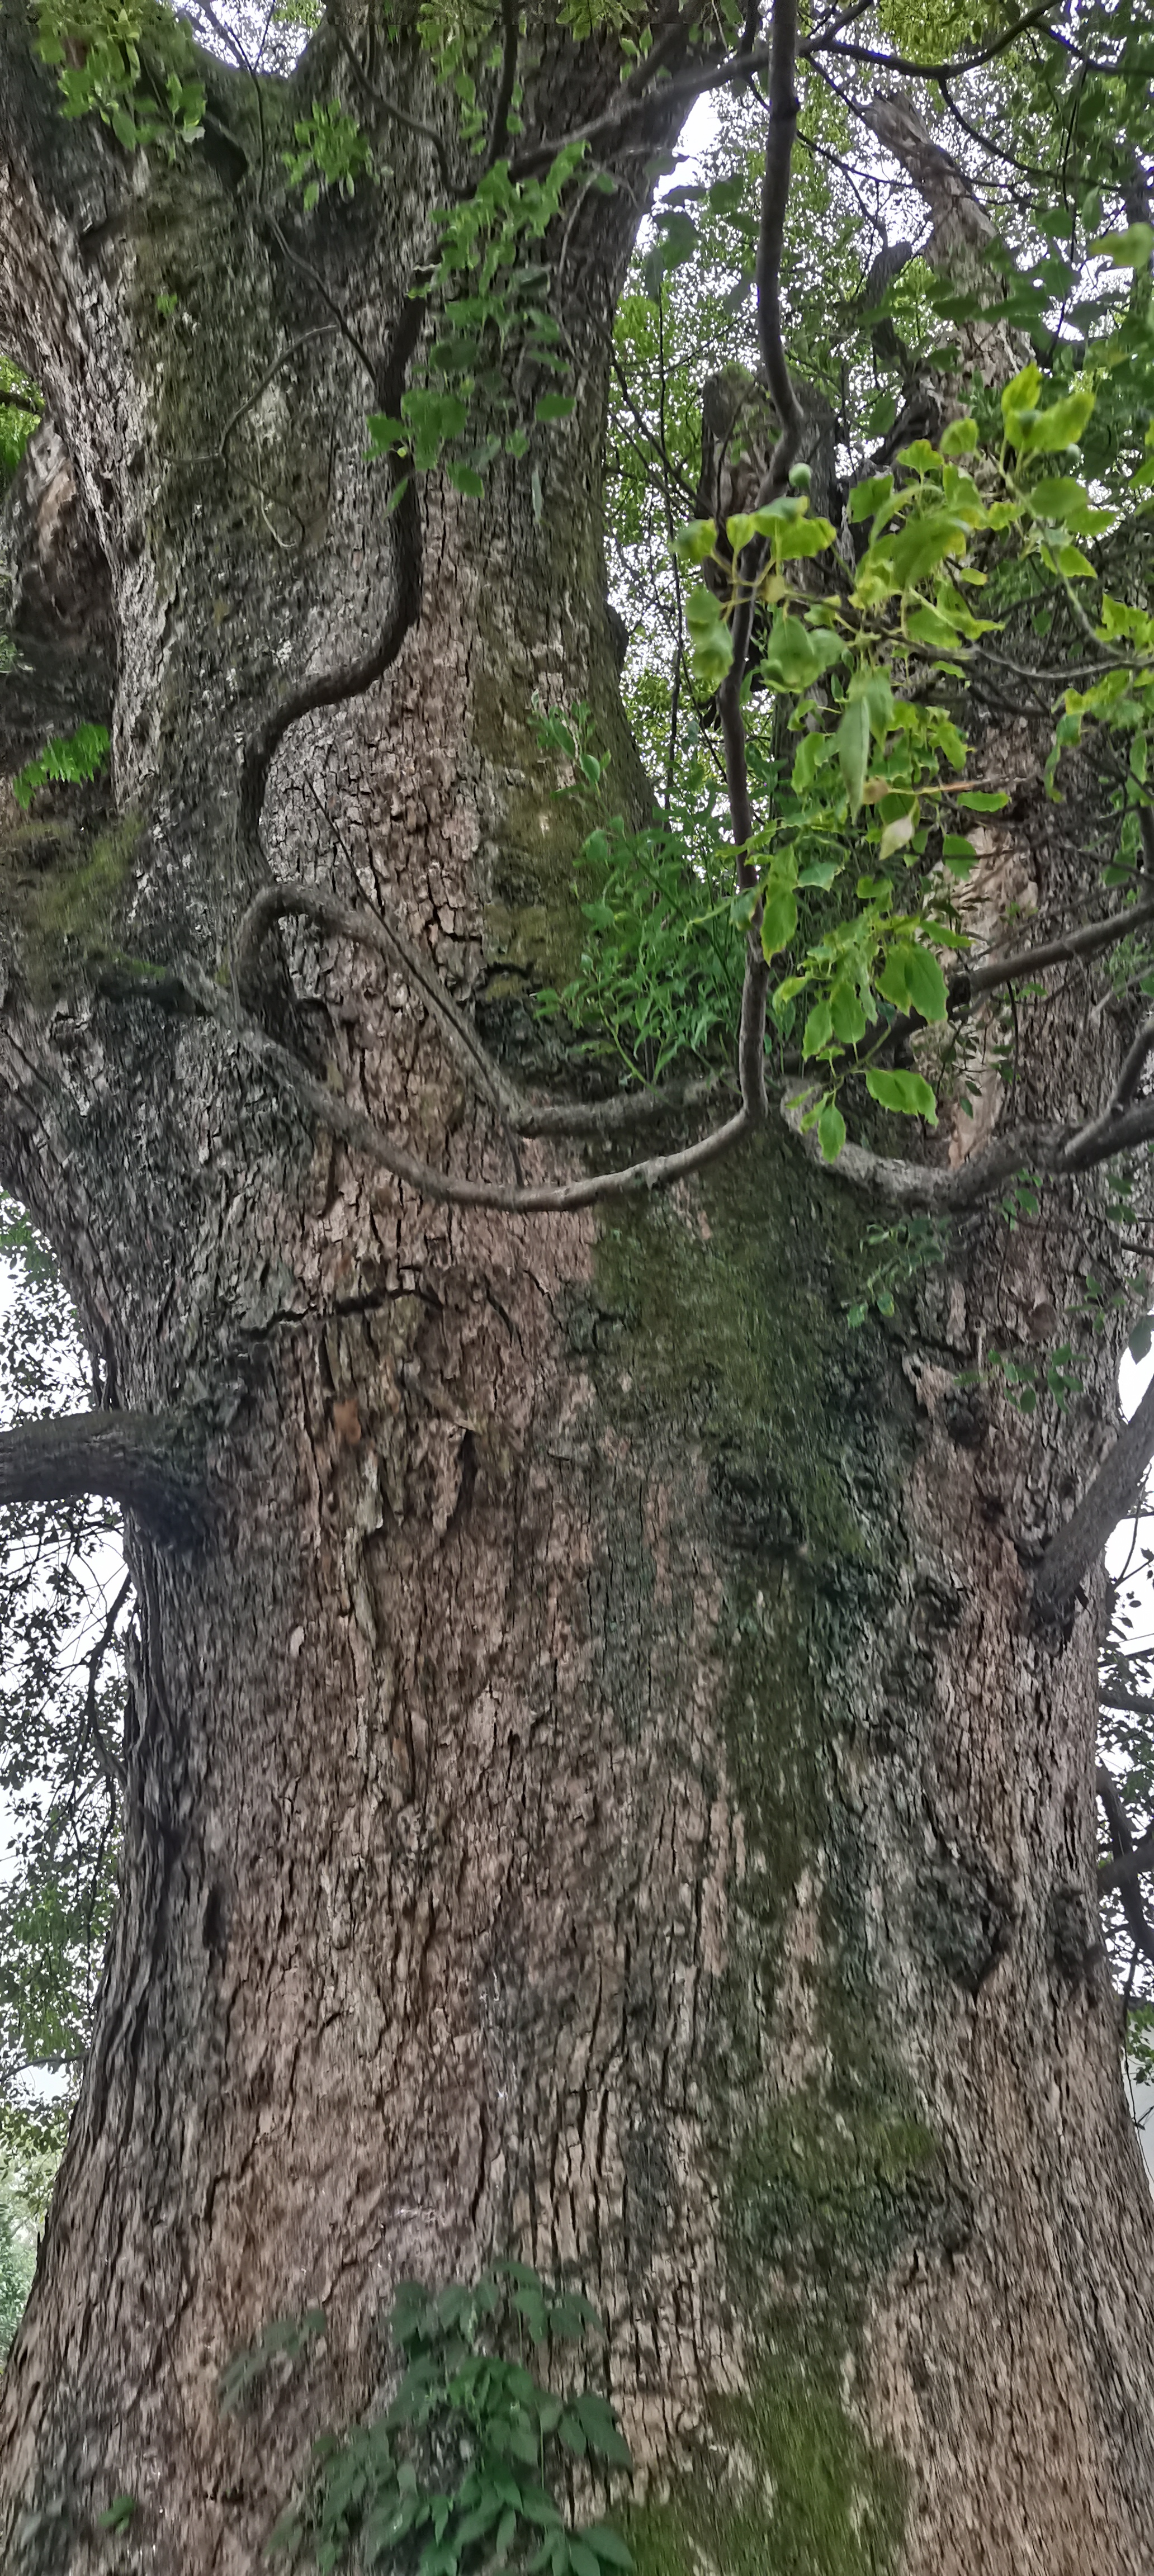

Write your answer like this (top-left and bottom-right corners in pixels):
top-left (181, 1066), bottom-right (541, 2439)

top-left (1, 11), bottom-right (1153, 2572)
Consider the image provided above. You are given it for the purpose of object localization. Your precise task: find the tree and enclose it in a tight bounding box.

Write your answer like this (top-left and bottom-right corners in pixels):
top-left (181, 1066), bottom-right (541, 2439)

top-left (3, 0), bottom-right (1154, 2565)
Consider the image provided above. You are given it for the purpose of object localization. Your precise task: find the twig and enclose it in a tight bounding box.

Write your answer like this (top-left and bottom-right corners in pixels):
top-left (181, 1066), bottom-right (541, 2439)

top-left (714, 0), bottom-right (804, 1123)
top-left (235, 881), bottom-right (521, 1130)
top-left (78, 1572), bottom-right (131, 1802)
top-left (259, 210), bottom-right (379, 389)
top-left (239, 487), bottom-right (422, 841)
top-left (234, 882), bottom-right (739, 1143)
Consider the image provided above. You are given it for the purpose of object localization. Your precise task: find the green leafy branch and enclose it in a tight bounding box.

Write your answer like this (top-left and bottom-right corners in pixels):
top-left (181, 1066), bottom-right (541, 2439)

top-left (367, 146), bottom-right (608, 500)
top-left (664, 361), bottom-right (1154, 1159)
top-left (533, 707), bottom-right (743, 1081)
top-left (32, 0), bottom-right (205, 155)
top-left (264, 2263), bottom-right (634, 2575)
top-left (283, 103), bottom-right (376, 211)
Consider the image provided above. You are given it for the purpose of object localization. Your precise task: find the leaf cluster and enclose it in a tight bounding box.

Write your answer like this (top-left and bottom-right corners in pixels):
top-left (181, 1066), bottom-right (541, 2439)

top-left (265, 2264), bottom-right (633, 2576)
top-left (32, 0), bottom-right (205, 155)
top-left (12, 724), bottom-right (111, 814)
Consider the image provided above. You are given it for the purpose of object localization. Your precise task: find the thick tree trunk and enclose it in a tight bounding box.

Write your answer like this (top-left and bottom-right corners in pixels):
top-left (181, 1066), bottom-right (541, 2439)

top-left (1, 11), bottom-right (1153, 2573)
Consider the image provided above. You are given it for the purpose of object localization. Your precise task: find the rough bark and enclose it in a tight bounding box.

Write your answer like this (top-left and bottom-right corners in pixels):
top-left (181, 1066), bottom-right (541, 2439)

top-left (1, 10), bottom-right (1153, 2574)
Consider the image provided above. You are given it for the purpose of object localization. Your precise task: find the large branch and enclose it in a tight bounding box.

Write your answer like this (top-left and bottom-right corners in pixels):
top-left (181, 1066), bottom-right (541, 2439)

top-left (1034, 1380), bottom-right (1154, 1625)
top-left (0, 1412), bottom-right (206, 1543)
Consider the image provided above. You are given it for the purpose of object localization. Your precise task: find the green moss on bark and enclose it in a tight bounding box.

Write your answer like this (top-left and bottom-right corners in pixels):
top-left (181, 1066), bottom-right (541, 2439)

top-left (627, 2348), bottom-right (905, 2576)
top-left (1, 812), bottom-right (141, 992)
top-left (729, 2090), bottom-right (941, 2281)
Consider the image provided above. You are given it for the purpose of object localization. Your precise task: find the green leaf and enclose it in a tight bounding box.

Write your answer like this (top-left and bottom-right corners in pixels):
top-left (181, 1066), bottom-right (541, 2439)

top-left (941, 833), bottom-right (977, 877)
top-left (536, 393), bottom-right (575, 423)
top-left (674, 518), bottom-right (717, 566)
top-left (878, 812), bottom-right (915, 865)
top-left (98, 2496), bottom-right (137, 2535)
top-left (886, 510), bottom-right (971, 589)
top-left (1001, 360), bottom-right (1042, 443)
top-left (1021, 386), bottom-right (1095, 456)
top-left (835, 698), bottom-right (870, 818)
top-left (775, 514), bottom-right (838, 560)
top-left (902, 945), bottom-right (948, 1023)
top-left (866, 1067), bottom-right (938, 1122)
top-left (802, 998), bottom-right (833, 1055)
top-left (818, 1100), bottom-right (846, 1163)
top-left (939, 417), bottom-right (978, 456)
top-left (759, 617), bottom-right (840, 692)
top-left (573, 2392), bottom-right (632, 2469)
top-left (447, 461), bottom-right (485, 498)
top-left (829, 978), bottom-right (867, 1043)
top-left (1091, 221), bottom-right (1154, 269)
top-left (958, 789), bottom-right (1008, 812)
top-left (760, 886), bottom-right (797, 959)
top-left (1027, 475), bottom-right (1109, 533)
top-left (685, 583), bottom-right (734, 692)
top-left (848, 472), bottom-right (893, 524)
top-left (582, 2529), bottom-right (633, 2572)
top-left (905, 603), bottom-right (967, 652)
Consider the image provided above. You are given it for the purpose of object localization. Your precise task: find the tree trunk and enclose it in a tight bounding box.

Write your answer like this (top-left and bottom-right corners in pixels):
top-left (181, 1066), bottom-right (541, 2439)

top-left (1, 12), bottom-right (1153, 2572)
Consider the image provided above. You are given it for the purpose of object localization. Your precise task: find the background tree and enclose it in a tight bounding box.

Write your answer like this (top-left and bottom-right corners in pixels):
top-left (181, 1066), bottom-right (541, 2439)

top-left (3, 1), bottom-right (1154, 2570)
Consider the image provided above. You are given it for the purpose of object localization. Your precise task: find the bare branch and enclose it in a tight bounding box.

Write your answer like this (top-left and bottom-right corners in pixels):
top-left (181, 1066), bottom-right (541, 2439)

top-left (79, 1571), bottom-right (131, 1802)
top-left (183, 963), bottom-right (751, 1213)
top-left (822, 4), bottom-right (1061, 81)
top-left (509, 35), bottom-right (770, 182)
top-left (238, 500), bottom-right (422, 842)
top-left (714, 0), bottom-right (805, 1124)
top-left (235, 883), bottom-right (521, 1129)
top-left (233, 882), bottom-right (737, 1143)
top-left (1101, 1690), bottom-right (1154, 1721)
top-left (0, 1414), bottom-right (206, 1545)
top-left (1035, 1378), bottom-right (1154, 1625)
top-left (330, 18), bottom-right (453, 193)
top-left (960, 896), bottom-right (1154, 1006)
top-left (780, 1086), bottom-right (1053, 1208)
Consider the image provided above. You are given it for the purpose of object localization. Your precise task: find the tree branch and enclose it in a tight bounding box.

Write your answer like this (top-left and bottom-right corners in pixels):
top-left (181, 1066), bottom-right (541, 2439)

top-left (0, 1414), bottom-right (206, 1545)
top-left (1096, 1770), bottom-right (1154, 1968)
top-left (233, 881), bottom-right (737, 1143)
top-left (715, 0), bottom-right (804, 1124)
top-left (484, 0), bottom-right (520, 171)
top-left (823, 3), bottom-right (1060, 80)
top-left (959, 896), bottom-right (1154, 1006)
top-left (186, 964), bottom-right (753, 1213)
top-left (1034, 1379), bottom-right (1154, 1624)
